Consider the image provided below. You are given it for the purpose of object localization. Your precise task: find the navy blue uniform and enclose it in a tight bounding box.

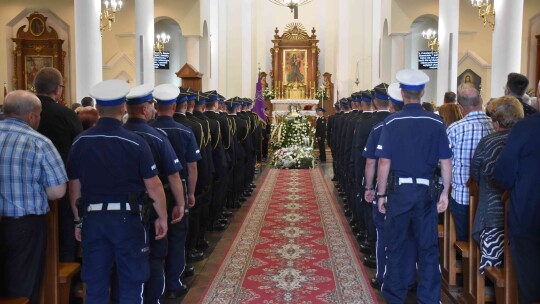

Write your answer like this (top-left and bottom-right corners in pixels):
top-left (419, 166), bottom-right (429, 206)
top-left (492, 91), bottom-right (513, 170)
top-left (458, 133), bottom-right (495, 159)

top-left (362, 113), bottom-right (416, 289)
top-left (315, 116), bottom-right (326, 162)
top-left (150, 116), bottom-right (201, 294)
top-left (123, 118), bottom-right (181, 303)
top-left (375, 103), bottom-right (451, 303)
top-left (67, 118), bottom-right (157, 304)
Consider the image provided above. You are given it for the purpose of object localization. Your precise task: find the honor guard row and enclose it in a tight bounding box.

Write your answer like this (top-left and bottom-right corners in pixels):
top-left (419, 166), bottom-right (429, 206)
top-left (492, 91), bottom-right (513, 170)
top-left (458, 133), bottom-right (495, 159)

top-left (327, 68), bottom-right (452, 304)
top-left (67, 79), bottom-right (264, 303)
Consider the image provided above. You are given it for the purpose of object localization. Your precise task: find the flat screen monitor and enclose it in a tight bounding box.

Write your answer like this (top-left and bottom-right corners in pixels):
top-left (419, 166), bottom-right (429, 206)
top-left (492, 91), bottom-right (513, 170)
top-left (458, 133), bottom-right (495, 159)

top-left (418, 51), bottom-right (438, 70)
top-left (154, 51), bottom-right (170, 70)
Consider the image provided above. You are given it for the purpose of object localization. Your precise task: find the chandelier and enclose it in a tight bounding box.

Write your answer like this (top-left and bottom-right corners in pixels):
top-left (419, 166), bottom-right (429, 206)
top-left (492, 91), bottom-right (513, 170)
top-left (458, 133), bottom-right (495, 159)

top-left (471, 0), bottom-right (495, 31)
top-left (100, 0), bottom-right (123, 33)
top-left (268, 0), bottom-right (313, 19)
top-left (154, 33), bottom-right (170, 54)
top-left (422, 28), bottom-right (439, 52)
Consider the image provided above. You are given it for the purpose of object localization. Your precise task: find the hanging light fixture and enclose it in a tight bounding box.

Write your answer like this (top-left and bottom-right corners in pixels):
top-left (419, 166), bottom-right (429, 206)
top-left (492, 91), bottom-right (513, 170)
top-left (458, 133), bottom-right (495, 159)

top-left (154, 32), bottom-right (170, 54)
top-left (422, 28), bottom-right (439, 52)
top-left (471, 0), bottom-right (495, 31)
top-left (100, 0), bottom-right (123, 33)
top-left (268, 0), bottom-right (313, 19)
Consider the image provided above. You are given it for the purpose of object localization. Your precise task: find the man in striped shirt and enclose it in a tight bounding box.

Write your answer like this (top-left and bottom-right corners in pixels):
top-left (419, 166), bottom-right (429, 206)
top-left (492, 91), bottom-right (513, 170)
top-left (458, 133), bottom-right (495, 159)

top-left (0, 90), bottom-right (67, 303)
top-left (447, 86), bottom-right (494, 241)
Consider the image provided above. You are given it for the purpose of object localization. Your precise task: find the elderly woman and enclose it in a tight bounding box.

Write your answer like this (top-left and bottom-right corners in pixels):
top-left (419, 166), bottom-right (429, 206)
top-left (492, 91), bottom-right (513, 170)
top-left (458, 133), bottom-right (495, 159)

top-left (470, 96), bottom-right (524, 273)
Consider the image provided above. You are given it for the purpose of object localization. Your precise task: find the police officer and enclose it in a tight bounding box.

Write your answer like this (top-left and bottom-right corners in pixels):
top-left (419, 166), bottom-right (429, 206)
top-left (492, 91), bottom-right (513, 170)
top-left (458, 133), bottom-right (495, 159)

top-left (315, 107), bottom-right (326, 162)
top-left (227, 97), bottom-right (249, 207)
top-left (123, 84), bottom-right (186, 303)
top-left (150, 84), bottom-right (202, 299)
top-left (68, 80), bottom-right (168, 303)
top-left (362, 82), bottom-right (416, 291)
top-left (375, 69), bottom-right (452, 303)
top-left (328, 102), bottom-right (342, 181)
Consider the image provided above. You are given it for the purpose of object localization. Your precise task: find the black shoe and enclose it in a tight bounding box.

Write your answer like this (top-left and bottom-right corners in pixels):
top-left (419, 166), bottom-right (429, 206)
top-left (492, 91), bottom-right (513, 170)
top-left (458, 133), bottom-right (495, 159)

top-left (184, 265), bottom-right (195, 277)
top-left (222, 210), bottom-right (233, 218)
top-left (348, 218), bottom-right (356, 226)
top-left (249, 183), bottom-right (256, 189)
top-left (232, 201), bottom-right (242, 208)
top-left (352, 225), bottom-right (362, 234)
top-left (344, 210), bottom-right (352, 217)
top-left (197, 239), bottom-right (209, 250)
top-left (355, 232), bottom-right (364, 242)
top-left (239, 197), bottom-right (247, 202)
top-left (359, 242), bottom-right (372, 254)
top-left (363, 255), bottom-right (377, 269)
top-left (342, 197), bottom-right (348, 203)
top-left (166, 284), bottom-right (188, 298)
top-left (343, 203), bottom-right (350, 210)
top-left (370, 278), bottom-right (382, 290)
top-left (331, 177), bottom-right (338, 181)
top-left (187, 249), bottom-right (204, 262)
top-left (218, 218), bottom-right (228, 225)
top-left (209, 222), bottom-right (226, 232)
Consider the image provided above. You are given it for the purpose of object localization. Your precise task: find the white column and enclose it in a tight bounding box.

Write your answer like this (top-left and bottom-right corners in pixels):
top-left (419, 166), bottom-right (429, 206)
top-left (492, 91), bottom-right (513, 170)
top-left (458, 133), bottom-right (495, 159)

top-left (491, 0), bottom-right (524, 98)
top-left (371, 0), bottom-right (382, 87)
top-left (74, 0), bottom-right (102, 101)
top-left (390, 33), bottom-right (406, 83)
top-left (185, 36), bottom-right (200, 71)
top-left (135, 0), bottom-right (154, 86)
top-left (241, 0), bottom-right (252, 97)
top-left (437, 0), bottom-right (459, 105)
top-left (337, 0), bottom-right (349, 95)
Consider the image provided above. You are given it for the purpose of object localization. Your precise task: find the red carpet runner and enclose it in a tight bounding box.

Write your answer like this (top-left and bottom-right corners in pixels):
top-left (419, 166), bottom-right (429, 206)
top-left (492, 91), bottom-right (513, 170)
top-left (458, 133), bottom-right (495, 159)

top-left (200, 169), bottom-right (377, 303)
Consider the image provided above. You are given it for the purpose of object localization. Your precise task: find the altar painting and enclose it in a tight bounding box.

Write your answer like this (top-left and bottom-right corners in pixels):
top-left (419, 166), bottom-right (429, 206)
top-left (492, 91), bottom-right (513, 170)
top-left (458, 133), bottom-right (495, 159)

top-left (283, 49), bottom-right (307, 84)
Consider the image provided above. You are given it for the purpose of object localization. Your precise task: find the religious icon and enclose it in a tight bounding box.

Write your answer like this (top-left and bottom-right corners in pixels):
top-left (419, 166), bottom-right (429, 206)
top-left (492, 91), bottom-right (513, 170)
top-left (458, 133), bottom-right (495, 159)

top-left (25, 56), bottom-right (53, 90)
top-left (29, 17), bottom-right (45, 36)
top-left (457, 69), bottom-right (482, 92)
top-left (283, 50), bottom-right (307, 84)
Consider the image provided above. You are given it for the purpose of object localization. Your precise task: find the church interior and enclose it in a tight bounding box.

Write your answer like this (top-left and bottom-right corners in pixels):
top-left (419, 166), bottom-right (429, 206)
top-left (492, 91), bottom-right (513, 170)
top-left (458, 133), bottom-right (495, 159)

top-left (1, 0), bottom-right (540, 303)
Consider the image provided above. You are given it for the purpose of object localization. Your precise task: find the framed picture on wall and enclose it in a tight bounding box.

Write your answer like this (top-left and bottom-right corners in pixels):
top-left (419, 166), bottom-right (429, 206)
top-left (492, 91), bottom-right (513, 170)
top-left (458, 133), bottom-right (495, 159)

top-left (283, 49), bottom-right (307, 84)
top-left (25, 56), bottom-right (53, 90)
top-left (457, 69), bottom-right (482, 93)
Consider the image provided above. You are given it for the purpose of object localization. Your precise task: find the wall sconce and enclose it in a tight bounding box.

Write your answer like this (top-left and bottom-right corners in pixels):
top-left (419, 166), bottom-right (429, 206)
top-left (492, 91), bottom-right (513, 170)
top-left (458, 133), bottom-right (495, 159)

top-left (154, 33), bottom-right (170, 54)
top-left (100, 0), bottom-right (123, 33)
top-left (471, 0), bottom-right (495, 31)
top-left (422, 28), bottom-right (439, 52)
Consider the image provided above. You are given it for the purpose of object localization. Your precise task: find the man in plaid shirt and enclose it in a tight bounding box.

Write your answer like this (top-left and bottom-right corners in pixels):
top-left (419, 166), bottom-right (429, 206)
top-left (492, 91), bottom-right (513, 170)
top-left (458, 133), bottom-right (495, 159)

top-left (447, 86), bottom-right (494, 241)
top-left (0, 90), bottom-right (67, 303)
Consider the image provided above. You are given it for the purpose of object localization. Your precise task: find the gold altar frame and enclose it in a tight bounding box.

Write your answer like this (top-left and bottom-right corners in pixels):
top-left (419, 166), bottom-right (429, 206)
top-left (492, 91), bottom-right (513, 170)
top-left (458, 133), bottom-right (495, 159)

top-left (270, 23), bottom-right (320, 100)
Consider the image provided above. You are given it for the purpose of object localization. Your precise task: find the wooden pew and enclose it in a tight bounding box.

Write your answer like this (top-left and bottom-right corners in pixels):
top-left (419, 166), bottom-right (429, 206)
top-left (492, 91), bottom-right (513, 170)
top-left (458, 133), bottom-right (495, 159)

top-left (484, 192), bottom-right (518, 304)
top-left (39, 200), bottom-right (81, 304)
top-left (442, 201), bottom-right (462, 288)
top-left (0, 299), bottom-right (29, 304)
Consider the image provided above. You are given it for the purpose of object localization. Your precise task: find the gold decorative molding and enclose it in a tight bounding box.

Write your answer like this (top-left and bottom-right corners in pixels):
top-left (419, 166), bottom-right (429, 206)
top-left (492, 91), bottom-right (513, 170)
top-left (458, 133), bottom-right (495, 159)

top-left (282, 22), bottom-right (309, 41)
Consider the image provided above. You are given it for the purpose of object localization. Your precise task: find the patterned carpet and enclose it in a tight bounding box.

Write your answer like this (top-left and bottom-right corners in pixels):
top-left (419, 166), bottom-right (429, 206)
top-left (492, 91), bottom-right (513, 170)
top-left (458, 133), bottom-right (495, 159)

top-left (200, 169), bottom-right (376, 303)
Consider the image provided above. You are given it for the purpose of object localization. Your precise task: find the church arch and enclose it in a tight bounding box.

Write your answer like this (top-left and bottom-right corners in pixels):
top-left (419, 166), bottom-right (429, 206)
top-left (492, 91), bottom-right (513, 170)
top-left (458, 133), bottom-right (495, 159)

top-left (154, 16), bottom-right (185, 86)
top-left (406, 14), bottom-right (438, 102)
top-left (381, 19), bottom-right (392, 83)
top-left (200, 20), bottom-right (210, 91)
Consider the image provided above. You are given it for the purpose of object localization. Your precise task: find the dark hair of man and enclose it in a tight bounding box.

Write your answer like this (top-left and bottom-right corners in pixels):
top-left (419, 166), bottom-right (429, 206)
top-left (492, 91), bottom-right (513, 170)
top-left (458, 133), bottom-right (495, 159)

top-left (71, 103), bottom-right (81, 111)
top-left (96, 104), bottom-right (123, 117)
top-left (422, 102), bottom-right (434, 112)
top-left (401, 89), bottom-right (422, 100)
top-left (156, 103), bottom-right (174, 112)
top-left (506, 72), bottom-right (529, 97)
top-left (205, 100), bottom-right (217, 109)
top-left (126, 103), bottom-right (146, 114)
top-left (391, 102), bottom-right (404, 112)
top-left (4, 91), bottom-right (40, 116)
top-left (226, 107), bottom-right (236, 114)
top-left (444, 91), bottom-right (456, 103)
top-left (81, 96), bottom-right (94, 107)
top-left (34, 67), bottom-right (63, 94)
top-left (374, 98), bottom-right (389, 109)
top-left (457, 87), bottom-right (482, 108)
top-left (78, 107), bottom-right (99, 130)
top-left (186, 100), bottom-right (195, 110)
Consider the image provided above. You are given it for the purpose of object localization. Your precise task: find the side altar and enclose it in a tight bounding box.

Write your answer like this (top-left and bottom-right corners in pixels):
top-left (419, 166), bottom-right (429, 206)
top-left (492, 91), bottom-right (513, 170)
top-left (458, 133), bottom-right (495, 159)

top-left (270, 99), bottom-right (319, 122)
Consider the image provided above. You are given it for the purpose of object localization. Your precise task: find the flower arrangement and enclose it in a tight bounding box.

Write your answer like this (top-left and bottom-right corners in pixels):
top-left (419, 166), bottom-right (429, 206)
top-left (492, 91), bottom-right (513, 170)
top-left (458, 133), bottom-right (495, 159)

top-left (315, 85), bottom-right (328, 101)
top-left (263, 87), bottom-right (276, 99)
top-left (270, 145), bottom-right (315, 169)
top-left (271, 116), bottom-right (314, 150)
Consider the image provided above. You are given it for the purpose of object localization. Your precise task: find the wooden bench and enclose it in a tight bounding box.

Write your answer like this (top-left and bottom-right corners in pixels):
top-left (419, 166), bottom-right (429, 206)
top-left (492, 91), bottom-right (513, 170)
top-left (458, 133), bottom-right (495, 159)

top-left (39, 200), bottom-right (81, 304)
top-left (0, 299), bottom-right (29, 304)
top-left (484, 192), bottom-right (518, 304)
top-left (442, 199), bottom-right (462, 287)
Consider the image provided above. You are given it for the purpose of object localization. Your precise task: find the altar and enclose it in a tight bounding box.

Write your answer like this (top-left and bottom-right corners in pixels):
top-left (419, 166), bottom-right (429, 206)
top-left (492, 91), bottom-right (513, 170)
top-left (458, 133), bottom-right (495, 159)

top-left (270, 99), bottom-right (319, 120)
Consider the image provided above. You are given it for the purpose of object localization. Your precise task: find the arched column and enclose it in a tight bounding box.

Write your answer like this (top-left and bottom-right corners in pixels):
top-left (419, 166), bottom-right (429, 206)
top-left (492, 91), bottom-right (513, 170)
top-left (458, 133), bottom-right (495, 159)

top-left (135, 0), bottom-right (155, 86)
top-left (74, 0), bottom-right (102, 101)
top-left (491, 0), bottom-right (524, 98)
top-left (186, 36), bottom-right (201, 71)
top-left (437, 0), bottom-right (459, 105)
top-left (390, 33), bottom-right (407, 83)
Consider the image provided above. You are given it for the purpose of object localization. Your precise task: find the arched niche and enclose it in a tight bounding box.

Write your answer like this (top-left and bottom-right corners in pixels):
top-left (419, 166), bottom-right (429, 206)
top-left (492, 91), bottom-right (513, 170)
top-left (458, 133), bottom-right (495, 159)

top-left (527, 12), bottom-right (540, 94)
top-left (154, 16), bottom-right (186, 87)
top-left (381, 19), bottom-right (392, 83)
top-left (405, 14), bottom-right (438, 103)
top-left (200, 20), bottom-right (210, 91)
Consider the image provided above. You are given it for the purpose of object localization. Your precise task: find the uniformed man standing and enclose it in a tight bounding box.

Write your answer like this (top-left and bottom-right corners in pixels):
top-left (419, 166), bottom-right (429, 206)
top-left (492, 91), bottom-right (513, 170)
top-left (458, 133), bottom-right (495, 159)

top-left (375, 69), bottom-right (452, 303)
top-left (123, 84), bottom-right (186, 303)
top-left (68, 80), bottom-right (168, 303)
top-left (315, 107), bottom-right (327, 162)
top-left (150, 84), bottom-right (202, 298)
